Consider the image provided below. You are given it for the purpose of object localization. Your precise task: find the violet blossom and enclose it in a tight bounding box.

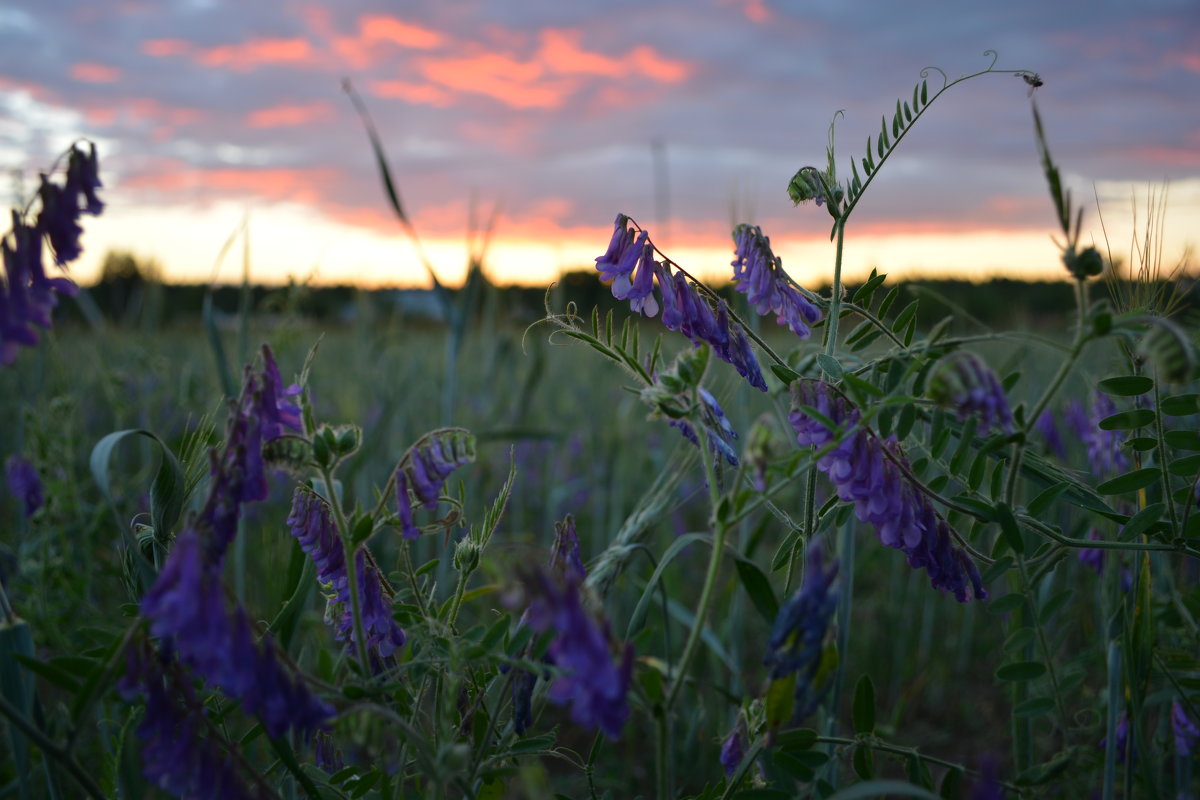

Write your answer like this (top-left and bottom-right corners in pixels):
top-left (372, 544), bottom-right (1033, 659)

top-left (4, 454), bottom-right (42, 517)
top-left (765, 545), bottom-right (839, 720)
top-left (730, 224), bottom-right (822, 339)
top-left (394, 428), bottom-right (476, 539)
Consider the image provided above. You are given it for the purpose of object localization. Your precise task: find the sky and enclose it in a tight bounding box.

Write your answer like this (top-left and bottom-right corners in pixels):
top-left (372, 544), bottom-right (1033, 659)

top-left (1, 0), bottom-right (1197, 289)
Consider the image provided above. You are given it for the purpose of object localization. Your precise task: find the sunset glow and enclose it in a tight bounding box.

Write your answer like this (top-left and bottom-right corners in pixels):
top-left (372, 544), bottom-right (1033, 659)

top-left (1, 1), bottom-right (1195, 290)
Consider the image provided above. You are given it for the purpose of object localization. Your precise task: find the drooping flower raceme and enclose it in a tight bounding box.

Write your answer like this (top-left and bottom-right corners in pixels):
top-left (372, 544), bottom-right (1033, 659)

top-left (1066, 393), bottom-right (1128, 477)
top-left (1034, 409), bottom-right (1066, 459)
top-left (719, 717), bottom-right (748, 777)
top-left (765, 545), bottom-right (839, 721)
top-left (520, 569), bottom-right (633, 739)
top-left (2, 143), bottom-right (101, 367)
top-left (118, 638), bottom-right (260, 799)
top-left (287, 488), bottom-right (406, 666)
top-left (4, 455), bottom-right (43, 517)
top-left (790, 380), bottom-right (987, 602)
top-left (394, 428), bottom-right (476, 539)
top-left (730, 224), bottom-right (822, 339)
top-left (927, 351), bottom-right (1012, 433)
top-left (139, 348), bottom-right (332, 750)
top-left (595, 215), bottom-right (768, 392)
top-left (668, 387), bottom-right (741, 468)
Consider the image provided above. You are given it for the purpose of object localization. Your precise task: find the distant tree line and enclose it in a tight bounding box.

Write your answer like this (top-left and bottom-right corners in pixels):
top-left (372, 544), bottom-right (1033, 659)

top-left (62, 250), bottom-right (1194, 333)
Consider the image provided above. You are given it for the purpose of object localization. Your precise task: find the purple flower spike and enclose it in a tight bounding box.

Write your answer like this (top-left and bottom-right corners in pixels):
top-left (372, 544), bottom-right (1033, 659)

top-left (1173, 699), bottom-right (1200, 756)
top-left (790, 380), bottom-right (987, 602)
top-left (766, 545), bottom-right (838, 720)
top-left (595, 214), bottom-right (636, 284)
top-left (730, 224), bottom-right (821, 339)
top-left (514, 569), bottom-right (632, 739)
top-left (396, 429), bottom-right (476, 533)
top-left (550, 514), bottom-right (587, 582)
top-left (4, 455), bottom-right (43, 517)
top-left (719, 718), bottom-right (747, 777)
top-left (928, 351), bottom-right (1012, 433)
top-left (1035, 409), bottom-right (1066, 459)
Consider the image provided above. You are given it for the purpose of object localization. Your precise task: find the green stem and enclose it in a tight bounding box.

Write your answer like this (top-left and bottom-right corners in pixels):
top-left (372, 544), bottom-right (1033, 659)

top-left (320, 466), bottom-right (372, 674)
top-left (655, 706), bottom-right (671, 800)
top-left (664, 428), bottom-right (728, 711)
top-left (1152, 371), bottom-right (1182, 537)
top-left (823, 220), bottom-right (847, 356)
top-left (1017, 558), bottom-right (1072, 741)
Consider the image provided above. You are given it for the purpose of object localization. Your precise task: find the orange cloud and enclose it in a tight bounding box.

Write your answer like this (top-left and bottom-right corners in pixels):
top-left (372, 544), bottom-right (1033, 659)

top-left (127, 97), bottom-right (206, 126)
top-left (538, 29), bottom-right (624, 77)
top-left (417, 51), bottom-right (576, 109)
top-left (368, 80), bottom-right (453, 107)
top-left (70, 62), bottom-right (122, 83)
top-left (197, 37), bottom-right (315, 71)
top-left (359, 15), bottom-right (443, 49)
top-left (246, 101), bottom-right (332, 128)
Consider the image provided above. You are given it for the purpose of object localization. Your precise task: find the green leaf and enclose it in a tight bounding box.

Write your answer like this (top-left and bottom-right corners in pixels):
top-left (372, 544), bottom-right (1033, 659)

top-left (1096, 467), bottom-right (1160, 495)
top-left (775, 728), bottom-right (818, 752)
top-left (1026, 482), bottom-right (1070, 517)
top-left (1119, 503), bottom-right (1165, 541)
top-left (1164, 430), bottom-right (1200, 450)
top-left (1161, 393), bottom-right (1200, 416)
top-left (817, 353), bottom-right (843, 380)
top-left (891, 300), bottom-right (918, 334)
top-left (1038, 589), bottom-right (1073, 625)
top-left (90, 428), bottom-right (185, 544)
top-left (1098, 409), bottom-right (1155, 430)
top-left (1168, 454), bottom-right (1200, 475)
top-left (852, 674), bottom-right (876, 734)
top-left (995, 502), bottom-right (1023, 555)
top-left (1098, 376), bottom-right (1154, 396)
top-left (771, 364), bottom-right (801, 385)
top-left (852, 272), bottom-right (888, 305)
top-left (625, 533), bottom-right (713, 640)
top-left (734, 558), bottom-right (779, 625)
top-left (877, 285), bottom-right (900, 318)
top-left (995, 661), bottom-right (1047, 681)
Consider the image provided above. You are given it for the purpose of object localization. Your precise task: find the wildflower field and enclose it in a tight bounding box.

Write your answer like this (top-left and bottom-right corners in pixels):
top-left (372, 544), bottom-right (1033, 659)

top-left (1, 56), bottom-right (1199, 799)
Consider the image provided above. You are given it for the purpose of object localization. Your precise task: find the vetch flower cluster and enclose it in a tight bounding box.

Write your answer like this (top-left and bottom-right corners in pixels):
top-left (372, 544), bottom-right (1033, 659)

top-left (1082, 392), bottom-right (1129, 477)
top-left (790, 380), bottom-right (987, 602)
top-left (509, 517), bottom-right (632, 739)
top-left (927, 351), bottom-right (1012, 433)
top-left (595, 214), bottom-right (767, 392)
top-left (287, 488), bottom-right (406, 666)
top-left (4, 454), bottom-right (43, 518)
top-left (719, 717), bottom-right (748, 778)
top-left (118, 638), bottom-right (261, 799)
top-left (765, 544), bottom-right (839, 721)
top-left (2, 143), bottom-right (103, 366)
top-left (140, 348), bottom-right (332, 746)
top-left (395, 428), bottom-right (476, 540)
top-left (730, 224), bottom-right (822, 339)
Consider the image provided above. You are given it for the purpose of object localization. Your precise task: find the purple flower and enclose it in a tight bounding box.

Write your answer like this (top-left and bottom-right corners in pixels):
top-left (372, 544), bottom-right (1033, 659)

top-left (765, 545), bottom-right (838, 720)
top-left (1035, 409), bottom-right (1067, 459)
top-left (119, 639), bottom-right (259, 799)
top-left (790, 380), bottom-right (987, 602)
top-left (719, 718), bottom-right (747, 777)
top-left (4, 455), bottom-right (43, 517)
top-left (1101, 710), bottom-right (1134, 764)
top-left (141, 530), bottom-right (334, 738)
top-left (1173, 699), bottom-right (1199, 757)
top-left (395, 429), bottom-right (476, 539)
top-left (731, 224), bottom-right (821, 339)
top-left (314, 731), bottom-right (345, 774)
top-left (594, 216), bottom-right (768, 392)
top-left (669, 387), bottom-right (741, 468)
top-left (928, 352), bottom-right (1012, 433)
top-left (287, 488), bottom-right (406, 665)
top-left (516, 569), bottom-right (632, 739)
top-left (550, 514), bottom-right (587, 582)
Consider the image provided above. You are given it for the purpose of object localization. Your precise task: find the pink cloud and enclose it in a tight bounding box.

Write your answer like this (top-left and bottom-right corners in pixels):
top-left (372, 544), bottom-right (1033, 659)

top-left (246, 101), bottom-right (333, 128)
top-left (124, 166), bottom-right (338, 205)
top-left (417, 51), bottom-right (576, 109)
top-left (359, 15), bottom-right (443, 49)
top-left (70, 62), bottom-right (122, 83)
top-left (141, 38), bottom-right (191, 57)
top-left (197, 37), bottom-right (315, 71)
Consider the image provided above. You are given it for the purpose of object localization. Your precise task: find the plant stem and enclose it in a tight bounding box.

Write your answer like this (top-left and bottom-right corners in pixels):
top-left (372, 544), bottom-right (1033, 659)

top-left (320, 466), bottom-right (372, 674)
top-left (823, 220), bottom-right (847, 356)
top-left (664, 428), bottom-right (727, 711)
